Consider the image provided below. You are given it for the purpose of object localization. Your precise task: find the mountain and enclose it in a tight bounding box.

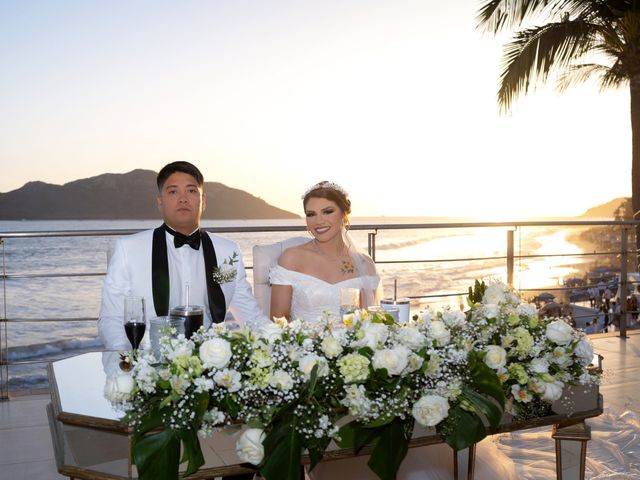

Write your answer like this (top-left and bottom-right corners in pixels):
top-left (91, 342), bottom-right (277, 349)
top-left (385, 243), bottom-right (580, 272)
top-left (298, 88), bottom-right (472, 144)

top-left (0, 170), bottom-right (299, 220)
top-left (579, 197), bottom-right (629, 219)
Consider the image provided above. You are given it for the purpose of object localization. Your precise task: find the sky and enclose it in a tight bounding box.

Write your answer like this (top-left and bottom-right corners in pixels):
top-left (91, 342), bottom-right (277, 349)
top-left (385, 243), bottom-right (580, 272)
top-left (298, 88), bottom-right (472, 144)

top-left (0, 0), bottom-right (632, 219)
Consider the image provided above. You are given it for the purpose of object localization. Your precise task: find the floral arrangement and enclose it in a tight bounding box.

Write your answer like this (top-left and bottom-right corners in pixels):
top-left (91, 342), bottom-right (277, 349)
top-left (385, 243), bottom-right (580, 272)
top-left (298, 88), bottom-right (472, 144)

top-left (212, 252), bottom-right (239, 284)
top-left (105, 280), bottom-right (599, 480)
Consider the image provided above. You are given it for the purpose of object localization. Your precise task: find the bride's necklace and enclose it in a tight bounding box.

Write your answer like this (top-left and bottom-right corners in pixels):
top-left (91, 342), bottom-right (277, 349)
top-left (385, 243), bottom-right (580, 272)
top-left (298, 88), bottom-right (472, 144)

top-left (312, 239), bottom-right (355, 275)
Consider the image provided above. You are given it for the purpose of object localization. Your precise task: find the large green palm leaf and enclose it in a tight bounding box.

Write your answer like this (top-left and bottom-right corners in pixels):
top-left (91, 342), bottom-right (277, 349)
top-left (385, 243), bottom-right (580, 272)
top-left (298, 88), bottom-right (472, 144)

top-left (498, 17), bottom-right (600, 109)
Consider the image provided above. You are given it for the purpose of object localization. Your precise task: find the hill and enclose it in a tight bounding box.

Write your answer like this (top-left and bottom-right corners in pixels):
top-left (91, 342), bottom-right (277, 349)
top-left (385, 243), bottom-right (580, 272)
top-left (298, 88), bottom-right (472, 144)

top-left (0, 170), bottom-right (298, 220)
top-left (579, 197), bottom-right (629, 219)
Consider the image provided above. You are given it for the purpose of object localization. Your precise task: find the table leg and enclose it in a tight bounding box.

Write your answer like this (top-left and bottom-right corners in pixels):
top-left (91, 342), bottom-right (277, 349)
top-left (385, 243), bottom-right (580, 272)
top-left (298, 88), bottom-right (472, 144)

top-left (452, 444), bottom-right (476, 480)
top-left (552, 421), bottom-right (591, 480)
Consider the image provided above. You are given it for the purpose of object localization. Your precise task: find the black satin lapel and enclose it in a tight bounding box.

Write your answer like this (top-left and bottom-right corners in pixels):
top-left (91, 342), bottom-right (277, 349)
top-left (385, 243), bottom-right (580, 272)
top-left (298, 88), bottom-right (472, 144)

top-left (152, 226), bottom-right (170, 316)
top-left (201, 231), bottom-right (226, 323)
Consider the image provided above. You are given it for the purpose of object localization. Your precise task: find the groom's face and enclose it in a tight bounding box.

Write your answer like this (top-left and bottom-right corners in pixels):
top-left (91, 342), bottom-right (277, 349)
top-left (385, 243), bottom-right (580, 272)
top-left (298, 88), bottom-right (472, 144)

top-left (156, 172), bottom-right (206, 235)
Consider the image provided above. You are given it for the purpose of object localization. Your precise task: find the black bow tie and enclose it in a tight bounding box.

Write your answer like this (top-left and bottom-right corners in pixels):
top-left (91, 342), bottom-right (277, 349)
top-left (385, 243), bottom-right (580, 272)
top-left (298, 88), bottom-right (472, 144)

top-left (164, 225), bottom-right (201, 250)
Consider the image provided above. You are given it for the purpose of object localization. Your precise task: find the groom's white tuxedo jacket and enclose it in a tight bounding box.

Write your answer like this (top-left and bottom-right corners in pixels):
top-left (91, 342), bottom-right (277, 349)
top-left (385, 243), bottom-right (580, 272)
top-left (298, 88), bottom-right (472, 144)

top-left (98, 228), bottom-right (269, 350)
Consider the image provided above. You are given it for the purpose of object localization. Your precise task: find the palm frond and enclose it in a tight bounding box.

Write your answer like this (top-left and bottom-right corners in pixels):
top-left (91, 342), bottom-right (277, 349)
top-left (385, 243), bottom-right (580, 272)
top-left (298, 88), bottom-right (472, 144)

top-left (498, 18), bottom-right (599, 110)
top-left (557, 63), bottom-right (611, 91)
top-left (600, 64), bottom-right (629, 89)
top-left (476, 0), bottom-right (585, 33)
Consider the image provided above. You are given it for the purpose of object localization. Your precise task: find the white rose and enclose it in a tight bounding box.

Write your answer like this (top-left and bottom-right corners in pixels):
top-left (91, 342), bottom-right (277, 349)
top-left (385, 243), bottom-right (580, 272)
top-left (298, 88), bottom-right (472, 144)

top-left (213, 369), bottom-right (242, 392)
top-left (412, 394), bottom-right (450, 427)
top-left (482, 304), bottom-right (500, 320)
top-left (542, 380), bottom-right (565, 401)
top-left (427, 321), bottom-right (450, 346)
top-left (574, 338), bottom-right (594, 365)
top-left (269, 369), bottom-right (294, 390)
top-left (199, 338), bottom-right (232, 369)
top-left (530, 357), bottom-right (550, 374)
top-left (483, 284), bottom-right (507, 305)
top-left (167, 338), bottom-right (194, 361)
top-left (298, 354), bottom-right (329, 379)
top-left (104, 373), bottom-right (135, 403)
top-left (483, 345), bottom-right (507, 370)
top-left (517, 303), bottom-right (538, 318)
top-left (546, 320), bottom-right (574, 345)
top-left (352, 322), bottom-right (389, 349)
top-left (397, 326), bottom-right (426, 351)
top-left (321, 336), bottom-right (343, 358)
top-left (372, 345), bottom-right (410, 376)
top-left (442, 308), bottom-right (466, 328)
top-left (259, 323), bottom-right (283, 343)
top-left (236, 428), bottom-right (265, 465)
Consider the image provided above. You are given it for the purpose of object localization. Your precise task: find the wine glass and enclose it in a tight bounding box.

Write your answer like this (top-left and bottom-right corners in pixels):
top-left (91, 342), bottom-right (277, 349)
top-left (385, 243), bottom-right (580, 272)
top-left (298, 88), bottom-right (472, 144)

top-left (124, 296), bottom-right (146, 350)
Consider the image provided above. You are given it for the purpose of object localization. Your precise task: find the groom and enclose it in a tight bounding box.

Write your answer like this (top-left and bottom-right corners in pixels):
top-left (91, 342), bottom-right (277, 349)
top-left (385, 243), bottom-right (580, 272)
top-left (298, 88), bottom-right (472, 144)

top-left (98, 161), bottom-right (270, 350)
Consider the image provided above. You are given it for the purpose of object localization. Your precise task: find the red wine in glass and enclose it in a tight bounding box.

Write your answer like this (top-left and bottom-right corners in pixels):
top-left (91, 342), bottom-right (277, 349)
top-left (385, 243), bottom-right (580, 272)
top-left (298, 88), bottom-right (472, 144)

top-left (125, 321), bottom-right (146, 350)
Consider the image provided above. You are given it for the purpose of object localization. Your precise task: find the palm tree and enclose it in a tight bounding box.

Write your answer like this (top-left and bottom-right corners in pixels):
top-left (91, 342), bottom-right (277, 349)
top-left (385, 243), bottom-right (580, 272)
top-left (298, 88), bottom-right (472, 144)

top-left (477, 0), bottom-right (640, 249)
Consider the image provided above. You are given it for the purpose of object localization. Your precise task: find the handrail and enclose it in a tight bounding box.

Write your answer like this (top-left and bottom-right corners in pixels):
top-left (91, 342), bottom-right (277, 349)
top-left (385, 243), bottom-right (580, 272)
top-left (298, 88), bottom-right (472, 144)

top-left (1, 219), bottom-right (639, 399)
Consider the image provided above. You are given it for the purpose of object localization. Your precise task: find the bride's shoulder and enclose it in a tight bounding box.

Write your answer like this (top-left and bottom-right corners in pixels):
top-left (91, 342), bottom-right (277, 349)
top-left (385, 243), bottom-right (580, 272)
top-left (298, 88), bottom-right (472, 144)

top-left (278, 241), bottom-right (314, 269)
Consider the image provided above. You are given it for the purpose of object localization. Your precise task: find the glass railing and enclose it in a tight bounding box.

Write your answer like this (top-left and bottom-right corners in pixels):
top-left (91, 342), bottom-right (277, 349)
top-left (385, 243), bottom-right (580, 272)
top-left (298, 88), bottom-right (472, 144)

top-left (1, 219), bottom-right (638, 399)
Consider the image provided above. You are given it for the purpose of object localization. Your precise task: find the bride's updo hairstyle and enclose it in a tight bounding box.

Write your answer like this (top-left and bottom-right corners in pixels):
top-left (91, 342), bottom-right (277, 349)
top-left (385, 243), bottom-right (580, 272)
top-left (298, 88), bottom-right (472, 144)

top-left (302, 181), bottom-right (351, 216)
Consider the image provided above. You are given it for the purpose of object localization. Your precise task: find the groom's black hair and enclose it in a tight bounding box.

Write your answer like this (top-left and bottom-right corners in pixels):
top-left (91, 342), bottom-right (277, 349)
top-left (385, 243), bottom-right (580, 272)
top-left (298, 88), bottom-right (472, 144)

top-left (157, 161), bottom-right (204, 190)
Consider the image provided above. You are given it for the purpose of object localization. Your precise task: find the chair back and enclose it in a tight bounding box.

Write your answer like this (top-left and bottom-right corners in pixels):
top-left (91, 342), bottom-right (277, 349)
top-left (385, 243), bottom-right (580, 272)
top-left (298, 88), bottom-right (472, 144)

top-left (252, 236), bottom-right (309, 317)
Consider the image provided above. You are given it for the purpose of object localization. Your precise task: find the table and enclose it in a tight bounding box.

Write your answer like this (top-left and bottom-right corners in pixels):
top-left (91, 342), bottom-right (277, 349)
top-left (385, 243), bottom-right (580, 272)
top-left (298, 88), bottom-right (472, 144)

top-left (47, 352), bottom-right (603, 480)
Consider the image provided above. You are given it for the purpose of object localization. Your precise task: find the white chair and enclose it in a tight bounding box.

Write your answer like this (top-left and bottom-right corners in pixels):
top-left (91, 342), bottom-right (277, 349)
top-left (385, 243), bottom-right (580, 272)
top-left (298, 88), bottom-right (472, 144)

top-left (252, 236), bottom-right (309, 317)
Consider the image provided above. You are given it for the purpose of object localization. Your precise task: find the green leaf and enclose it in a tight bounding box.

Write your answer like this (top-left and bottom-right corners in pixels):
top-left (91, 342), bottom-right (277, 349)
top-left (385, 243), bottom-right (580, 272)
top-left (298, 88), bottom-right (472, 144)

top-left (177, 428), bottom-right (205, 476)
top-left (336, 421), bottom-right (379, 452)
top-left (133, 428), bottom-right (180, 480)
top-left (367, 418), bottom-right (412, 480)
top-left (439, 406), bottom-right (486, 451)
top-left (468, 351), bottom-right (505, 409)
top-left (463, 387), bottom-right (503, 430)
top-left (261, 408), bottom-right (302, 480)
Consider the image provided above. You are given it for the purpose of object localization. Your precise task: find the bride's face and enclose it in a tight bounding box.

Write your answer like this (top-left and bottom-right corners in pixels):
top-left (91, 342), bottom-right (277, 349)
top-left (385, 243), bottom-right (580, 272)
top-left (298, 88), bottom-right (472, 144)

top-left (305, 197), bottom-right (345, 242)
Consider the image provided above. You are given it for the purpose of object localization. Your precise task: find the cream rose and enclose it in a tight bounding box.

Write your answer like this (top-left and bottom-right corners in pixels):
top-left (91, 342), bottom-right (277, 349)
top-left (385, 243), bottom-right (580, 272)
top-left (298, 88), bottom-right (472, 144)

top-left (372, 346), bottom-right (410, 376)
top-left (546, 320), bottom-right (574, 345)
top-left (298, 354), bottom-right (328, 379)
top-left (542, 380), bottom-right (564, 401)
top-left (412, 394), bottom-right (449, 427)
top-left (483, 283), bottom-right (507, 305)
top-left (269, 369), bottom-right (294, 390)
top-left (352, 322), bottom-right (389, 349)
top-left (321, 336), bottom-right (343, 358)
top-left (397, 326), bottom-right (426, 351)
top-left (236, 428), bottom-right (265, 465)
top-left (199, 338), bottom-right (232, 369)
top-left (428, 321), bottom-right (450, 346)
top-left (483, 345), bottom-right (507, 370)
top-left (574, 338), bottom-right (594, 365)
top-left (104, 372), bottom-right (134, 403)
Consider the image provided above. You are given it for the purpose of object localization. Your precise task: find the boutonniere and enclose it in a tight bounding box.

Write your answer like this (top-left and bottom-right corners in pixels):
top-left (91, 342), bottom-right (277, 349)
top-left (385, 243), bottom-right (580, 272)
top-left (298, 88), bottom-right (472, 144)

top-left (212, 252), bottom-right (239, 284)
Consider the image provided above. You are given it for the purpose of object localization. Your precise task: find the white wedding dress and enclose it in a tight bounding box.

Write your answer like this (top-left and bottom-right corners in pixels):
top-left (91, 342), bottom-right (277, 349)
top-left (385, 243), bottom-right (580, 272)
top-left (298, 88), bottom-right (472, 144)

top-left (269, 265), bottom-right (518, 479)
top-left (269, 265), bottom-right (380, 322)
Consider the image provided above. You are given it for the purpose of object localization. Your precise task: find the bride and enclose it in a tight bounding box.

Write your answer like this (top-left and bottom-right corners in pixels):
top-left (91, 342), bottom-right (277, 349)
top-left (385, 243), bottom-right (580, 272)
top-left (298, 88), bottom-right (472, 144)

top-left (270, 180), bottom-right (382, 322)
top-left (269, 181), bottom-right (518, 479)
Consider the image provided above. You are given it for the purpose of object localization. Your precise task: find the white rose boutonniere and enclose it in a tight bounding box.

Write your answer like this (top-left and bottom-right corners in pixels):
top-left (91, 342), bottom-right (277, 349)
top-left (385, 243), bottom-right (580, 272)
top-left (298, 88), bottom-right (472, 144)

top-left (212, 252), bottom-right (239, 284)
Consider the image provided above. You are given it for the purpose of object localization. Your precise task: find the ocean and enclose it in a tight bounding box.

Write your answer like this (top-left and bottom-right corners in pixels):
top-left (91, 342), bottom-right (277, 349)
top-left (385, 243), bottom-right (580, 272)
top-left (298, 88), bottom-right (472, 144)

top-left (0, 218), bottom-right (594, 391)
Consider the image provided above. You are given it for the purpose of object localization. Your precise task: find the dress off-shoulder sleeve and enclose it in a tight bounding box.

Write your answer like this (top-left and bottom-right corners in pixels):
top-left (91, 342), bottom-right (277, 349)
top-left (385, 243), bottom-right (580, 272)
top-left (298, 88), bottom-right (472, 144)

top-left (269, 264), bottom-right (295, 286)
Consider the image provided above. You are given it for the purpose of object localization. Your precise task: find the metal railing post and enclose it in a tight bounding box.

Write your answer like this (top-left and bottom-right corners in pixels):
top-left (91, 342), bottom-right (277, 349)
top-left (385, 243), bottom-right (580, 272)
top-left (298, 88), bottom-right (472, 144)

top-left (1, 238), bottom-right (8, 400)
top-left (368, 231), bottom-right (377, 261)
top-left (507, 230), bottom-right (514, 287)
top-left (620, 227), bottom-right (628, 338)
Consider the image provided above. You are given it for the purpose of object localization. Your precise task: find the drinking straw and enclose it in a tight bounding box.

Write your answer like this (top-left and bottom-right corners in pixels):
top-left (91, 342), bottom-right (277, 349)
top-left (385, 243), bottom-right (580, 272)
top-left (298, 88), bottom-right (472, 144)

top-left (393, 278), bottom-right (397, 302)
top-left (185, 282), bottom-right (190, 307)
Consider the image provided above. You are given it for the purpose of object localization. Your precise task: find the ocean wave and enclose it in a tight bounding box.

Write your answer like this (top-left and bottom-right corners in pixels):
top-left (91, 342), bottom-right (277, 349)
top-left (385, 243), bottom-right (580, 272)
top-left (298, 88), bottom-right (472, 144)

top-left (7, 337), bottom-right (104, 362)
